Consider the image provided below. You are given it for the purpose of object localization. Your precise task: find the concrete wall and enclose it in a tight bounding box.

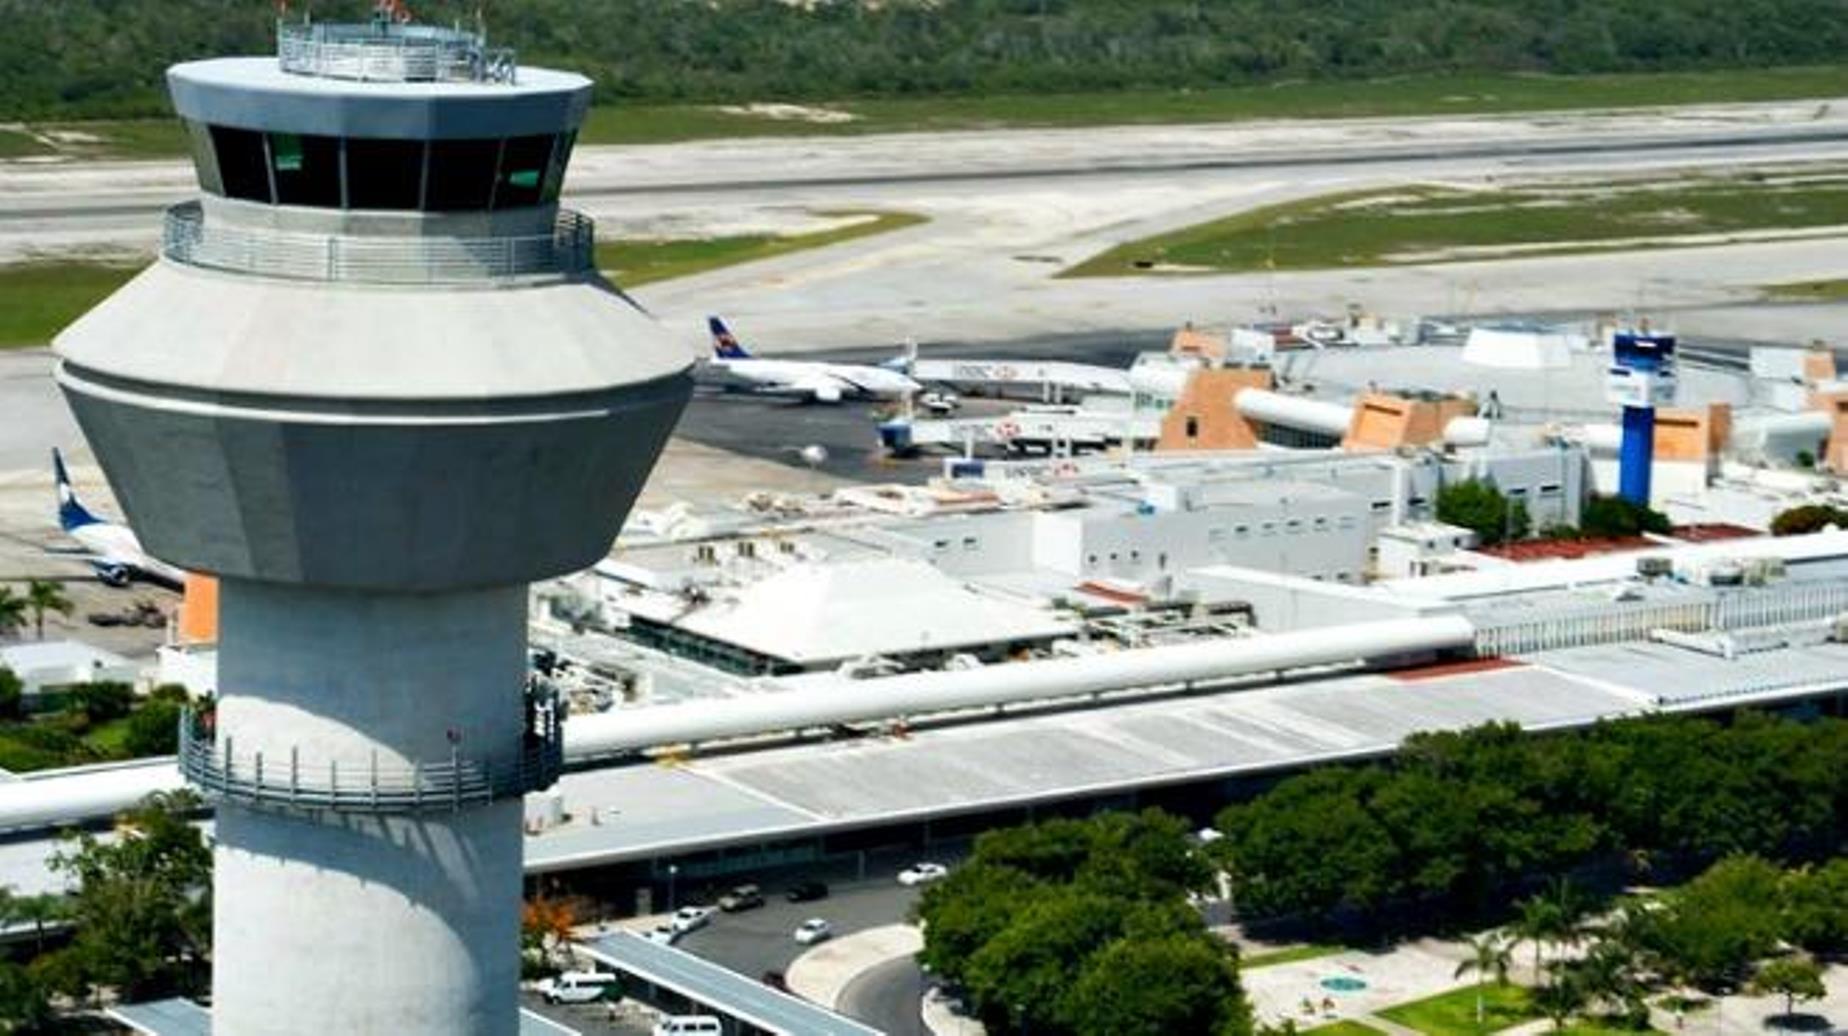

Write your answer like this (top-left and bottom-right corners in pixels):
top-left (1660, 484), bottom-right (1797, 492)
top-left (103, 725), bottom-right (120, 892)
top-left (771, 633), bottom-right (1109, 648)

top-left (211, 580), bottom-right (528, 1036)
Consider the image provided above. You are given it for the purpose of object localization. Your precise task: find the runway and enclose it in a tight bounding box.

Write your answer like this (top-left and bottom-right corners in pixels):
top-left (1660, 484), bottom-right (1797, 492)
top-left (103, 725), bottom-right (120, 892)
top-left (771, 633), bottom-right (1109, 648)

top-left (4, 98), bottom-right (1848, 359)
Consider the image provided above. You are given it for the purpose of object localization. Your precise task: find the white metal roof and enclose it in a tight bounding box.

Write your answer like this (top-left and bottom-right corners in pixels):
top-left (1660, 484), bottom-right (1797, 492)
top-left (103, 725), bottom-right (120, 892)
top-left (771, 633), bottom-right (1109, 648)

top-left (673, 557), bottom-right (1077, 664)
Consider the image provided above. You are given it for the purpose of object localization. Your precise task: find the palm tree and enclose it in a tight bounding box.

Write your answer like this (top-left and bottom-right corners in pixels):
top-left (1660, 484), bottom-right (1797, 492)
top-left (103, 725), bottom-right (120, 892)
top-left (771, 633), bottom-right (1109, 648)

top-left (1516, 877), bottom-right (1588, 983)
top-left (1455, 930), bottom-right (1513, 1025)
top-left (0, 587), bottom-right (25, 640)
top-left (1515, 895), bottom-right (1563, 985)
top-left (23, 580), bottom-right (72, 639)
top-left (1534, 961), bottom-right (1588, 1031)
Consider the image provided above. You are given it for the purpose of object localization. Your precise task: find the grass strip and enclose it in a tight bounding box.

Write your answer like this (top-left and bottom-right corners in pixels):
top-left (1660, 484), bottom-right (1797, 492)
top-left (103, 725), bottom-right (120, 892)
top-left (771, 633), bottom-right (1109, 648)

top-left (598, 211), bottom-right (925, 287)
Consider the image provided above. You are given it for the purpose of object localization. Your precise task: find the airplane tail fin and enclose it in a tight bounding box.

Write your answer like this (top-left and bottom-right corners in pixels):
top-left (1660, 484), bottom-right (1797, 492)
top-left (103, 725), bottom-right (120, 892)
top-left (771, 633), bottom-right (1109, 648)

top-left (708, 316), bottom-right (751, 360)
top-left (53, 449), bottom-right (102, 532)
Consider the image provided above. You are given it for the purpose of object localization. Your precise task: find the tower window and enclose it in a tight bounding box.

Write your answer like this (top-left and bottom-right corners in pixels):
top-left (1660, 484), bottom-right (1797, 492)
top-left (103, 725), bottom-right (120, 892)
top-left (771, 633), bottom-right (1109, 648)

top-left (346, 138), bottom-right (425, 211)
top-left (425, 138), bottom-right (501, 211)
top-left (494, 134), bottom-right (555, 209)
top-left (210, 125), bottom-right (272, 203)
top-left (268, 133), bottom-right (341, 207)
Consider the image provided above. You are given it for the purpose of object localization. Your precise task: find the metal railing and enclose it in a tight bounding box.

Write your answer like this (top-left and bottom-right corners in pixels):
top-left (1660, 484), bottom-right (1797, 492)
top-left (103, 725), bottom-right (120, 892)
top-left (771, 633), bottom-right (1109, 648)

top-left (278, 21), bottom-right (517, 84)
top-left (161, 202), bottom-right (595, 285)
top-left (177, 694), bottom-right (563, 815)
top-left (1474, 581), bottom-right (1848, 657)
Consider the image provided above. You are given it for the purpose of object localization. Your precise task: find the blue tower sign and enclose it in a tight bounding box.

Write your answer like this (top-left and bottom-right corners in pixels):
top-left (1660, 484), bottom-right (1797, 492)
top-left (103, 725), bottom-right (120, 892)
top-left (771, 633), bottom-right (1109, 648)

top-left (1607, 331), bottom-right (1678, 505)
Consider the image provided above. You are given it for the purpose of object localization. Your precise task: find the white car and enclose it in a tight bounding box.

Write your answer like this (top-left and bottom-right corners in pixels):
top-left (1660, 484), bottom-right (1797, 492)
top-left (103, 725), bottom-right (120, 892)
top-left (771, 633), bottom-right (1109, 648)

top-left (918, 389), bottom-right (960, 415)
top-left (538, 970), bottom-right (618, 1005)
top-left (898, 862), bottom-right (949, 886)
top-left (671, 905), bottom-right (716, 934)
top-left (643, 923), bottom-right (680, 945)
top-left (793, 918), bottom-right (833, 945)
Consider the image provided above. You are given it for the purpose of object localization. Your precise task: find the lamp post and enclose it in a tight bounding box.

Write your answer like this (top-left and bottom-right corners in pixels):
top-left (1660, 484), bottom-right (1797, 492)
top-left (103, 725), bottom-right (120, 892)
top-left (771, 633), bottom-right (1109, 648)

top-left (667, 864), bottom-right (679, 913)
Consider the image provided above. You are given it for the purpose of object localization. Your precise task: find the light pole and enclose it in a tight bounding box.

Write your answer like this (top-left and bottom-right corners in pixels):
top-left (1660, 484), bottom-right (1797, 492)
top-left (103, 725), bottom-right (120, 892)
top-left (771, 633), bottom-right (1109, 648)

top-left (667, 864), bottom-right (679, 913)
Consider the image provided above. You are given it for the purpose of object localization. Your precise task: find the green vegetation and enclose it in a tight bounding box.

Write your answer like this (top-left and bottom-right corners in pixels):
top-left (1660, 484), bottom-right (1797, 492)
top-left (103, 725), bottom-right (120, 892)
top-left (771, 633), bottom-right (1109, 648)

top-left (0, 675), bottom-right (194, 773)
top-left (0, 129), bottom-right (53, 159)
top-left (1378, 983), bottom-right (1537, 1035)
top-left (597, 211), bottom-right (925, 287)
top-left (1761, 277), bottom-right (1848, 302)
top-left (0, 792), bottom-right (209, 1029)
top-left (1771, 503), bottom-right (1848, 535)
top-left (1436, 480), bottom-right (1529, 547)
top-left (914, 810), bottom-right (1250, 1036)
top-left (1064, 170), bottom-right (1848, 276)
top-left (1306, 1023), bottom-right (1386, 1036)
top-left (12, 1), bottom-right (1848, 123)
top-left (1575, 496), bottom-right (1672, 539)
top-left (1211, 715), bottom-right (1845, 928)
top-left (1243, 943), bottom-right (1348, 969)
top-left (0, 261), bottom-right (143, 350)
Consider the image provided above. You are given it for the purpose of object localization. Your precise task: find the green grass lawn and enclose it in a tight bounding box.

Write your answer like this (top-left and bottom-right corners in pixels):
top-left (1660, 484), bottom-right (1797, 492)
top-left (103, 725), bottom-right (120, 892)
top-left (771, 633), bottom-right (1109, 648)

top-left (598, 211), bottom-right (925, 287)
top-left (1378, 983), bottom-right (1538, 1035)
top-left (1244, 943), bottom-right (1350, 969)
top-left (19, 64), bottom-right (1848, 158)
top-left (0, 128), bottom-right (54, 159)
top-left (1308, 1021), bottom-right (1386, 1036)
top-left (0, 261), bottom-right (144, 349)
top-left (1761, 277), bottom-right (1848, 301)
top-left (80, 716), bottom-right (136, 759)
top-left (1064, 168), bottom-right (1848, 277)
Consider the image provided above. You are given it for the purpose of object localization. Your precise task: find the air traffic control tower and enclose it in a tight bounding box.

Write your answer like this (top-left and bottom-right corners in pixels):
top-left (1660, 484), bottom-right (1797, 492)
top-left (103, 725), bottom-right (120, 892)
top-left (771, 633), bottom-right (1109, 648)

top-left (53, 17), bottom-right (691, 1035)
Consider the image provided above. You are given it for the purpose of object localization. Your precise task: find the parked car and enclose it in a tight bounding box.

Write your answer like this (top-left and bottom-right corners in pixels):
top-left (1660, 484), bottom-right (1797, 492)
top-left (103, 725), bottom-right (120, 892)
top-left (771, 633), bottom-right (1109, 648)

top-left (785, 881), bottom-right (830, 903)
top-left (643, 923), bottom-right (680, 945)
top-left (760, 970), bottom-right (790, 992)
top-left (718, 884), bottom-right (764, 912)
top-left (671, 905), bottom-right (716, 933)
top-left (897, 862), bottom-right (949, 886)
top-left (919, 389), bottom-right (961, 415)
top-left (793, 918), bottom-right (833, 945)
top-left (538, 970), bottom-right (618, 1005)
top-left (653, 1016), bottom-right (722, 1036)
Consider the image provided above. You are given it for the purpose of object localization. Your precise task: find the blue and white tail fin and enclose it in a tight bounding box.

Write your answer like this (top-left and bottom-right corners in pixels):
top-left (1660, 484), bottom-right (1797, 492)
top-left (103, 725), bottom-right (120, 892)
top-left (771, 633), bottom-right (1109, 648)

top-left (708, 316), bottom-right (752, 360)
top-left (53, 449), bottom-right (102, 532)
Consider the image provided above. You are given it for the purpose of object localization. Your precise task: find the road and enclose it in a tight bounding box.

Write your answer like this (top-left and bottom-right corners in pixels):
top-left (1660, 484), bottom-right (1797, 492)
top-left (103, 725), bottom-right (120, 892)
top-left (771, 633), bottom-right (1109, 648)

top-left (839, 956), bottom-right (929, 1036)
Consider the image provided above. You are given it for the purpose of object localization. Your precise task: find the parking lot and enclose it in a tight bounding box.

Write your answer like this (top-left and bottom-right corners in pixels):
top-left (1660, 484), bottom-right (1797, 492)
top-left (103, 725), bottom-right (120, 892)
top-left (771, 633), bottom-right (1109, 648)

top-left (526, 866), bottom-right (937, 1034)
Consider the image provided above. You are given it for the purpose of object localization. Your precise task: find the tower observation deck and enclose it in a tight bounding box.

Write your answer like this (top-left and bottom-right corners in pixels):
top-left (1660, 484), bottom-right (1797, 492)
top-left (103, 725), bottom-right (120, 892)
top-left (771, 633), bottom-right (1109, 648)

top-left (53, 18), bottom-right (691, 1036)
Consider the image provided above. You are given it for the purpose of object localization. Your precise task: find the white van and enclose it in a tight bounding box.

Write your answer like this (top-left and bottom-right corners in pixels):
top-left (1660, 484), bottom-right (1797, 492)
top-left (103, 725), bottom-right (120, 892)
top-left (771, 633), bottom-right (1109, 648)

top-left (653, 1017), bottom-right (722, 1036)
top-left (538, 970), bottom-right (618, 1004)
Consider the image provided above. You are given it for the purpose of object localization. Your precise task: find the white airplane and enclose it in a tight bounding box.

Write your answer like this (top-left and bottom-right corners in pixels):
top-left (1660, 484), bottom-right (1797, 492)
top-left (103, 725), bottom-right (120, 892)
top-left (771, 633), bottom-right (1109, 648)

top-left (52, 449), bottom-right (184, 589)
top-left (698, 316), bottom-right (921, 404)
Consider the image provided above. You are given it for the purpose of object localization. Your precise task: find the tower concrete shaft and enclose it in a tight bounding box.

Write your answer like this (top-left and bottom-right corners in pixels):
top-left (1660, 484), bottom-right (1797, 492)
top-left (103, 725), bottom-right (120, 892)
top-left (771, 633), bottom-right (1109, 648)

top-left (53, 20), bottom-right (690, 1035)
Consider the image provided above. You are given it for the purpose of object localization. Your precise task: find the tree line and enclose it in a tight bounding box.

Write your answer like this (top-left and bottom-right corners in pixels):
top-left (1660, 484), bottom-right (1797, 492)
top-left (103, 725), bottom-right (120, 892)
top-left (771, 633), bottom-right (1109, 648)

top-left (1213, 714), bottom-right (1846, 930)
top-left (914, 809), bottom-right (1251, 1036)
top-left (5, 0), bottom-right (1848, 119)
top-left (915, 714), bottom-right (1843, 1035)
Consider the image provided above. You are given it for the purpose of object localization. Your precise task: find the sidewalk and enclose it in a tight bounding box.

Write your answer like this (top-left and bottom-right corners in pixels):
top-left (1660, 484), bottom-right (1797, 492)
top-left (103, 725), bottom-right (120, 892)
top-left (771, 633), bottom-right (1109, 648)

top-left (786, 923), bottom-right (923, 1010)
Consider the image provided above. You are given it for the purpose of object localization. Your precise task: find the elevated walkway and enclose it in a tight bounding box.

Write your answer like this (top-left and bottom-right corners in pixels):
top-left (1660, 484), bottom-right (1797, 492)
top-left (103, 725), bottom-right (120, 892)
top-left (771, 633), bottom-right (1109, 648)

top-left (582, 931), bottom-right (881, 1036)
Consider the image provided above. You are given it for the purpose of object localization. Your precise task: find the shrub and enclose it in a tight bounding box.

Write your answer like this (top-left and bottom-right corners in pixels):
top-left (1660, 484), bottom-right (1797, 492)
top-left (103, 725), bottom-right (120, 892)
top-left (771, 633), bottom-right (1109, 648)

top-left (1770, 504), bottom-right (1848, 537)
top-left (1579, 495), bottom-right (1671, 538)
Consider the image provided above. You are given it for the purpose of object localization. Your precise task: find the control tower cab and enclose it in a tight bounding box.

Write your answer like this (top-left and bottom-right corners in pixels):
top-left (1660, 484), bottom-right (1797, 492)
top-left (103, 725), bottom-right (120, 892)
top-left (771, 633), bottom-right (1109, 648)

top-left (54, 17), bottom-right (690, 1035)
top-left (1607, 330), bottom-right (1678, 506)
